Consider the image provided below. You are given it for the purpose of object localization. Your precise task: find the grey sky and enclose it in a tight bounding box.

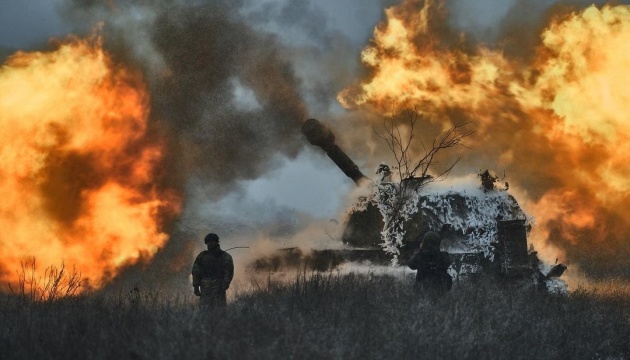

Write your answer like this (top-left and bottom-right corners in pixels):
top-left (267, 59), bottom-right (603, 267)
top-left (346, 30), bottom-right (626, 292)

top-left (0, 0), bottom-right (69, 49)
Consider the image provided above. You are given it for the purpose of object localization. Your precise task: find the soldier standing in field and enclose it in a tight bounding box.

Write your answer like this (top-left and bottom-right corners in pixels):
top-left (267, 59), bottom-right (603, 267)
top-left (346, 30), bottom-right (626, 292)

top-left (192, 233), bottom-right (234, 307)
top-left (407, 231), bottom-right (452, 296)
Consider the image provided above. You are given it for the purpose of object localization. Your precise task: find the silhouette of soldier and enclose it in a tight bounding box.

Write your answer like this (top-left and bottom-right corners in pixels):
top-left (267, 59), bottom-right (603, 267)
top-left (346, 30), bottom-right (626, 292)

top-left (192, 233), bottom-right (234, 307)
top-left (407, 231), bottom-right (452, 296)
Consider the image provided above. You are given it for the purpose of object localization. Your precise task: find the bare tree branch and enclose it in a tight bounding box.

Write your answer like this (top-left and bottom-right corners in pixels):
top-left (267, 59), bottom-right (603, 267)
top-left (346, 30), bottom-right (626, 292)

top-left (373, 107), bottom-right (473, 257)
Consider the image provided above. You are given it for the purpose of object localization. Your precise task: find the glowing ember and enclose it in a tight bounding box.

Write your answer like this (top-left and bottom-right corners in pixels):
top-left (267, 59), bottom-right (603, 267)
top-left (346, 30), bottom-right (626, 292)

top-left (340, 1), bottom-right (630, 275)
top-left (0, 36), bottom-right (181, 290)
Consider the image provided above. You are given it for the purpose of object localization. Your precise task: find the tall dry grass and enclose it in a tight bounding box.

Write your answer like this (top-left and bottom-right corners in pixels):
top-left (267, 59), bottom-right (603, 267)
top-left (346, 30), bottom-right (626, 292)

top-left (1, 271), bottom-right (629, 359)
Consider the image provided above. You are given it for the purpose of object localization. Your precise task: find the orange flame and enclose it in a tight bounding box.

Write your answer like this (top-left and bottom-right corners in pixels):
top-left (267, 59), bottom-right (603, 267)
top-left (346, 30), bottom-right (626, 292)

top-left (0, 36), bottom-right (181, 290)
top-left (340, 1), bottom-right (630, 275)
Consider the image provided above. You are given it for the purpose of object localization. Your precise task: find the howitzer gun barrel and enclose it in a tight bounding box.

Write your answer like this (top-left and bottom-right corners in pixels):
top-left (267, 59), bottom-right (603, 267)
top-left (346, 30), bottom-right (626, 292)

top-left (302, 118), bottom-right (367, 185)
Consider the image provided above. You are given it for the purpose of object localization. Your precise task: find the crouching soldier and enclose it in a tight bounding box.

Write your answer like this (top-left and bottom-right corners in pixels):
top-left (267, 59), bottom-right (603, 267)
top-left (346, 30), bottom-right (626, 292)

top-left (407, 231), bottom-right (452, 297)
top-left (192, 233), bottom-right (234, 307)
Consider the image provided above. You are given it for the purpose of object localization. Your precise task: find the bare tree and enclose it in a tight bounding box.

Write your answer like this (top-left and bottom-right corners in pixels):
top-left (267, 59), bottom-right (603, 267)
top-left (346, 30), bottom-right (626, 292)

top-left (374, 107), bottom-right (472, 186)
top-left (372, 107), bottom-right (473, 260)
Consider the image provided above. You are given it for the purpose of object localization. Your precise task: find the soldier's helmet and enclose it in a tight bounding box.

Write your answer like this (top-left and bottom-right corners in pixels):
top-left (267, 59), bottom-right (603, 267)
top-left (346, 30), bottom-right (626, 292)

top-left (204, 233), bottom-right (220, 244)
top-left (421, 231), bottom-right (441, 251)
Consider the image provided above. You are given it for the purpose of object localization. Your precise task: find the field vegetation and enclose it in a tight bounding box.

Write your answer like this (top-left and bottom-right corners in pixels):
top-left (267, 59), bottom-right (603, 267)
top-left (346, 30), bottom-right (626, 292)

top-left (1, 270), bottom-right (630, 359)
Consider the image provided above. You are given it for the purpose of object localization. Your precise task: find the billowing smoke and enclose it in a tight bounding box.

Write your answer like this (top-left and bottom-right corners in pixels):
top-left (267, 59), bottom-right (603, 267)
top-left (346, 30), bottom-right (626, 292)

top-left (51, 0), bottom-right (388, 291)
top-left (0, 0), bottom-right (320, 292)
top-left (62, 0), bottom-right (308, 193)
top-left (53, 0), bottom-right (318, 290)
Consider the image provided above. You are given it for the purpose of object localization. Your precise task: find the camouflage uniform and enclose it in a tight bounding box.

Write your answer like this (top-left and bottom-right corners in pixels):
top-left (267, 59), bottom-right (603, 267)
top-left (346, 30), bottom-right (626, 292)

top-left (192, 248), bottom-right (234, 307)
top-left (407, 232), bottom-right (452, 296)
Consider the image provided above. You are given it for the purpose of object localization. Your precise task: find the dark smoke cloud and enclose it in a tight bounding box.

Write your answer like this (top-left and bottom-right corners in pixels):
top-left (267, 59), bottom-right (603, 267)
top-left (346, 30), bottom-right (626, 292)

top-left (53, 0), bottom-right (399, 290)
top-left (61, 1), bottom-right (317, 192)
top-left (56, 0), bottom-right (318, 287)
top-left (151, 9), bottom-right (306, 185)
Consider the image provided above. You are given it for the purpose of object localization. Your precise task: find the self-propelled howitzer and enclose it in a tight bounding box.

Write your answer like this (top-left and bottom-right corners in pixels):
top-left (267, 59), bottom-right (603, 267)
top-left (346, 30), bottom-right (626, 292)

top-left (255, 118), bottom-right (567, 292)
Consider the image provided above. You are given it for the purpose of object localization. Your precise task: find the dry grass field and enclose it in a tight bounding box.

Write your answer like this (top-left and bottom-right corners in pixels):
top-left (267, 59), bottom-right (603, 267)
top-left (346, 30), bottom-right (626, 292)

top-left (1, 271), bottom-right (629, 360)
